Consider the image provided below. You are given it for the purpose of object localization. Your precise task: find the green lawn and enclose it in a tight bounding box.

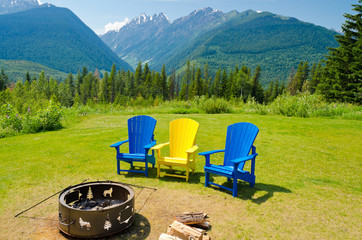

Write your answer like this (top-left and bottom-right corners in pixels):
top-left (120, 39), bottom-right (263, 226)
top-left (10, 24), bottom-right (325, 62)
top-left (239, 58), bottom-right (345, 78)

top-left (0, 113), bottom-right (361, 239)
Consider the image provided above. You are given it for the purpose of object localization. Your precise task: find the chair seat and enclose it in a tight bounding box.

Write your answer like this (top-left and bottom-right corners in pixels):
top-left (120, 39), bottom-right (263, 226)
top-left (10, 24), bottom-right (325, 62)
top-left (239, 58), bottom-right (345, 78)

top-left (117, 153), bottom-right (146, 161)
top-left (204, 164), bottom-right (248, 177)
top-left (161, 157), bottom-right (188, 166)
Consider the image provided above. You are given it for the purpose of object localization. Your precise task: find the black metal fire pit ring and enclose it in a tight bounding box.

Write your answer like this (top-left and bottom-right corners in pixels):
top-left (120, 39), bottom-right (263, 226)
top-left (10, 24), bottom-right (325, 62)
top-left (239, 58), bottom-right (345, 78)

top-left (58, 181), bottom-right (135, 238)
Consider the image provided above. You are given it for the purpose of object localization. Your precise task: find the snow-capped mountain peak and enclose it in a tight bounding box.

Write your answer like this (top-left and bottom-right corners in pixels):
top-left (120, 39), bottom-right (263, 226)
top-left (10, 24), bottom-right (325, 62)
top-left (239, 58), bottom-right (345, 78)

top-left (104, 12), bottom-right (170, 33)
top-left (0, 0), bottom-right (40, 14)
top-left (191, 7), bottom-right (223, 16)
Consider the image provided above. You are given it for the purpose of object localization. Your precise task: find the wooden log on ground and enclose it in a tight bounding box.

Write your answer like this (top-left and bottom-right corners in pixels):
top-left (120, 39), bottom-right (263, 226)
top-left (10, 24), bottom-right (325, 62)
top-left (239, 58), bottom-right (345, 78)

top-left (175, 212), bottom-right (207, 225)
top-left (191, 220), bottom-right (210, 230)
top-left (167, 220), bottom-right (205, 240)
top-left (159, 233), bottom-right (182, 240)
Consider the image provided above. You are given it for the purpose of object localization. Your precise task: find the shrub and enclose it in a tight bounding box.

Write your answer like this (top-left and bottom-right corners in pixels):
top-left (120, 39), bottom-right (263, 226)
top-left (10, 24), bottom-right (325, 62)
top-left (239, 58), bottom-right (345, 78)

top-left (200, 98), bottom-right (232, 114)
top-left (0, 101), bottom-right (62, 138)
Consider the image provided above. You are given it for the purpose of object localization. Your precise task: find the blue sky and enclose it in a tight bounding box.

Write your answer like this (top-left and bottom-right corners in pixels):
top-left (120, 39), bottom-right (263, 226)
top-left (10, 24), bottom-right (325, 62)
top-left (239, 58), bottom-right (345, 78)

top-left (42, 0), bottom-right (355, 34)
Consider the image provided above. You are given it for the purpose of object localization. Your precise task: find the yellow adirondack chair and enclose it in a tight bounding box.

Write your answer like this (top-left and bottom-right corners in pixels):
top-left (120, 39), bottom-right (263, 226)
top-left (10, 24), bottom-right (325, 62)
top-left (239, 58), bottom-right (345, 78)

top-left (151, 118), bottom-right (199, 182)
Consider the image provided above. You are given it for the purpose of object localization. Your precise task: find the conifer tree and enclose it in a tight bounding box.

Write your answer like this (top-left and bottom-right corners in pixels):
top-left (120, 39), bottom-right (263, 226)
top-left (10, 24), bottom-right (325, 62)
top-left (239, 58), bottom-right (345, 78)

top-left (75, 71), bottom-right (82, 97)
top-left (81, 66), bottom-right (89, 80)
top-left (271, 80), bottom-right (280, 100)
top-left (191, 68), bottom-right (202, 98)
top-left (237, 66), bottom-right (252, 101)
top-left (108, 64), bottom-right (117, 103)
top-left (134, 61), bottom-right (143, 95)
top-left (114, 70), bottom-right (124, 99)
top-left (251, 65), bottom-right (264, 103)
top-left (310, 63), bottom-right (323, 94)
top-left (99, 72), bottom-right (109, 103)
top-left (168, 69), bottom-right (176, 100)
top-left (179, 60), bottom-right (191, 100)
top-left (212, 69), bottom-right (222, 97)
top-left (153, 71), bottom-right (161, 98)
top-left (160, 64), bottom-right (168, 100)
top-left (0, 68), bottom-right (8, 91)
top-left (80, 73), bottom-right (94, 104)
top-left (318, 0), bottom-right (362, 103)
top-left (264, 80), bottom-right (274, 103)
top-left (62, 73), bottom-right (74, 107)
top-left (220, 69), bottom-right (228, 98)
top-left (25, 72), bottom-right (31, 84)
top-left (203, 63), bottom-right (210, 96)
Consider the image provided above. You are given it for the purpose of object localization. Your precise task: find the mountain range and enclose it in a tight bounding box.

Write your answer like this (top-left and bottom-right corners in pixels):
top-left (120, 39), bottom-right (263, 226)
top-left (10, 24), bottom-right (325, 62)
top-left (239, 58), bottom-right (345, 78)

top-left (0, 2), bottom-right (132, 78)
top-left (101, 7), bottom-right (339, 85)
top-left (0, 0), bottom-right (338, 86)
top-left (0, 0), bottom-right (39, 14)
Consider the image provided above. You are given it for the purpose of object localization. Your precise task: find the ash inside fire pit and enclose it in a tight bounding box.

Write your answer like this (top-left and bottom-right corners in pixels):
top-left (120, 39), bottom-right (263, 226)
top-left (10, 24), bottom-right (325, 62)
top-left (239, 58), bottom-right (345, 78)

top-left (71, 198), bottom-right (124, 210)
top-left (58, 181), bottom-right (135, 238)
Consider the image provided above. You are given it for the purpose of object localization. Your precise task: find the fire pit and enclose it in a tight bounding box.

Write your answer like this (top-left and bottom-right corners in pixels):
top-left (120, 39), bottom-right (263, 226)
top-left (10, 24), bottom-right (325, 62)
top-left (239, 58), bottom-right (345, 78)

top-left (58, 181), bottom-right (135, 238)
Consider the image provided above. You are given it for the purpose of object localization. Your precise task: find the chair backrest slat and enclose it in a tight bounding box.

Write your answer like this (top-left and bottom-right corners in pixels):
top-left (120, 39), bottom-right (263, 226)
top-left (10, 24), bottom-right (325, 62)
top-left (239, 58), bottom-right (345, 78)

top-left (224, 122), bottom-right (259, 170)
top-left (128, 115), bottom-right (157, 154)
top-left (169, 118), bottom-right (199, 159)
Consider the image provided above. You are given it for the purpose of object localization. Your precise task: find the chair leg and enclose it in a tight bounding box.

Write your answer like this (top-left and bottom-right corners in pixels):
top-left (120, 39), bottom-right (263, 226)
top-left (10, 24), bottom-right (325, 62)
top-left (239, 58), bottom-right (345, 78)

top-left (145, 161), bottom-right (148, 177)
top-left (186, 167), bottom-right (189, 182)
top-left (205, 172), bottom-right (210, 187)
top-left (117, 159), bottom-right (120, 175)
top-left (233, 178), bottom-right (238, 197)
top-left (157, 164), bottom-right (160, 178)
top-left (227, 177), bottom-right (231, 182)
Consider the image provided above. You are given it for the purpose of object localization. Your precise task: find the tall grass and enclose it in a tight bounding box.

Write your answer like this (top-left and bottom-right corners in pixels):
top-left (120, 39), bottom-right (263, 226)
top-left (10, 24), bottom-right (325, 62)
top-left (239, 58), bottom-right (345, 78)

top-left (1, 93), bottom-right (360, 138)
top-left (63, 93), bottom-right (361, 120)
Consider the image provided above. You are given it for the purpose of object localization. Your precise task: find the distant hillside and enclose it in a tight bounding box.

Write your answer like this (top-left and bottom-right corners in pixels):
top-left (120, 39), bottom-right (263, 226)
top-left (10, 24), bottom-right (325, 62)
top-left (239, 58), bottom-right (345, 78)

top-left (163, 11), bottom-right (339, 85)
top-left (0, 5), bottom-right (133, 74)
top-left (0, 59), bottom-right (68, 82)
top-left (102, 8), bottom-right (338, 85)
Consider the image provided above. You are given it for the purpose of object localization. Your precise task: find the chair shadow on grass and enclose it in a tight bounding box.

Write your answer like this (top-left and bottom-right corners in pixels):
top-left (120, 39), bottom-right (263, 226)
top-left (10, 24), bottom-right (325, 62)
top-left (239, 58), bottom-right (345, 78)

top-left (61, 213), bottom-right (150, 240)
top-left (119, 166), bottom-right (290, 204)
top-left (209, 176), bottom-right (292, 204)
top-left (122, 165), bottom-right (203, 184)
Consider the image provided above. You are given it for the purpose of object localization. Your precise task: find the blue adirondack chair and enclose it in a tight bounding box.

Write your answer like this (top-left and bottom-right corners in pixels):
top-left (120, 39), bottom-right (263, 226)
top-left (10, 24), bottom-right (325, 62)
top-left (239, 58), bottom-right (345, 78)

top-left (110, 115), bottom-right (157, 177)
top-left (199, 122), bottom-right (259, 197)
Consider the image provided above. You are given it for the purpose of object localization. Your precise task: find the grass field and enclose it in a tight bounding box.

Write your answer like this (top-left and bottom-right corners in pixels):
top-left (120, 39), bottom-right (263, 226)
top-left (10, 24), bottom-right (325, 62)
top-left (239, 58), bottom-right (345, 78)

top-left (0, 113), bottom-right (361, 239)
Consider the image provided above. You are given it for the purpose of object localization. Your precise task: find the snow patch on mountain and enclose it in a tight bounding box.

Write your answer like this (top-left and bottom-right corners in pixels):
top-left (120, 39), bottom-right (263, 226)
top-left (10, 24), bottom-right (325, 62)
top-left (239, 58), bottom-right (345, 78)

top-left (0, 0), bottom-right (40, 14)
top-left (104, 12), bottom-right (170, 33)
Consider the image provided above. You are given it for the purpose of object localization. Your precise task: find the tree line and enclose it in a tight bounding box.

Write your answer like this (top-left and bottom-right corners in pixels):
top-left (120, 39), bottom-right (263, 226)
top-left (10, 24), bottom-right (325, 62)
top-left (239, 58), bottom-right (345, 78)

top-left (0, 60), bottom-right (282, 113)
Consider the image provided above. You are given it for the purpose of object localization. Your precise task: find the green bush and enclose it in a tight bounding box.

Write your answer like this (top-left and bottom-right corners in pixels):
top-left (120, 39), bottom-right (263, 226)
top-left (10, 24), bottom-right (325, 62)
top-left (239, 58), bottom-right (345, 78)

top-left (0, 101), bottom-right (62, 138)
top-left (200, 98), bottom-right (232, 114)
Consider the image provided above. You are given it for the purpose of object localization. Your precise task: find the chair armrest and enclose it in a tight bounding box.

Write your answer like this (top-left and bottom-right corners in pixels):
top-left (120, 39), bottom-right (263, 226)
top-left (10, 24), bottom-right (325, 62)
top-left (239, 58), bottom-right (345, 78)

top-left (151, 142), bottom-right (170, 150)
top-left (230, 153), bottom-right (258, 164)
top-left (199, 149), bottom-right (225, 166)
top-left (144, 140), bottom-right (157, 150)
top-left (198, 149), bottom-right (225, 156)
top-left (151, 142), bottom-right (169, 158)
top-left (110, 139), bottom-right (129, 148)
top-left (186, 145), bottom-right (199, 154)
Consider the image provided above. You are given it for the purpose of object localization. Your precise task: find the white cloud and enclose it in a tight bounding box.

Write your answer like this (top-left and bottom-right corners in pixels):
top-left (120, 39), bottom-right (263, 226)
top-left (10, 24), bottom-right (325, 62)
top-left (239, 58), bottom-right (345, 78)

top-left (104, 18), bottom-right (130, 33)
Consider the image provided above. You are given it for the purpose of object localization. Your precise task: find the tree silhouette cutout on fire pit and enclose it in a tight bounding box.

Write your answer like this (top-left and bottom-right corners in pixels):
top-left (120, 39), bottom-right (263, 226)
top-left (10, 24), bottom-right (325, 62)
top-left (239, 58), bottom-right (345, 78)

top-left (104, 214), bottom-right (112, 230)
top-left (87, 186), bottom-right (93, 200)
